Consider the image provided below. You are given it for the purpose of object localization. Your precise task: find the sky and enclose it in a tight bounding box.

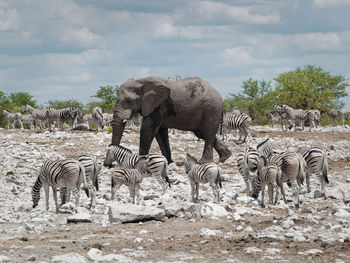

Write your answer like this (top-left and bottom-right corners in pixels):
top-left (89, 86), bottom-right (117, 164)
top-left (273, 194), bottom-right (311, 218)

top-left (1, 0), bottom-right (350, 110)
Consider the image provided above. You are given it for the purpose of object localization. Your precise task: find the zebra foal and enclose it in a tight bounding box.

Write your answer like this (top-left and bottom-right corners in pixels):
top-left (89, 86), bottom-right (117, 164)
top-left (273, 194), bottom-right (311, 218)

top-left (110, 157), bottom-right (148, 204)
top-left (184, 153), bottom-right (222, 203)
top-left (251, 157), bottom-right (281, 208)
top-left (221, 112), bottom-right (252, 144)
top-left (104, 144), bottom-right (170, 194)
top-left (32, 159), bottom-right (96, 213)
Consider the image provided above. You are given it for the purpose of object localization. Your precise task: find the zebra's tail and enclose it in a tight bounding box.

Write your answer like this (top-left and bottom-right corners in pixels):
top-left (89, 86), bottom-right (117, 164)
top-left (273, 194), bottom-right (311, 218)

top-left (297, 158), bottom-right (305, 186)
top-left (78, 163), bottom-right (89, 197)
top-left (215, 168), bottom-right (222, 188)
top-left (322, 151), bottom-right (329, 184)
top-left (111, 175), bottom-right (116, 189)
top-left (162, 162), bottom-right (171, 188)
top-left (94, 162), bottom-right (99, 192)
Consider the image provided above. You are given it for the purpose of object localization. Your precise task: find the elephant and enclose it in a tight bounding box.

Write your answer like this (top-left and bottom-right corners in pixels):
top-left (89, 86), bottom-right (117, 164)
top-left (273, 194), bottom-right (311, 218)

top-left (111, 76), bottom-right (232, 164)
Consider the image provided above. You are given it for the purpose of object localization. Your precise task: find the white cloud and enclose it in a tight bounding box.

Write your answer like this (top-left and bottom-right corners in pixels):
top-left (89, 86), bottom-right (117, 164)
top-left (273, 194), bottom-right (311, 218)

top-left (313, 0), bottom-right (350, 8)
top-left (57, 27), bottom-right (103, 47)
top-left (220, 47), bottom-right (254, 67)
top-left (294, 32), bottom-right (341, 51)
top-left (182, 0), bottom-right (281, 24)
top-left (0, 7), bottom-right (20, 30)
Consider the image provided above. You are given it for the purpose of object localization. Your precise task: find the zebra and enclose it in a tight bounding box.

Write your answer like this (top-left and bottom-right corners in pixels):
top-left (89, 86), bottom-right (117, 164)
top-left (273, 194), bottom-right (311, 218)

top-left (103, 144), bottom-right (170, 194)
top-left (294, 109), bottom-right (316, 131)
top-left (271, 104), bottom-right (291, 130)
top-left (21, 114), bottom-right (35, 129)
top-left (237, 138), bottom-right (272, 196)
top-left (2, 110), bottom-right (16, 129)
top-left (270, 151), bottom-right (306, 208)
top-left (267, 112), bottom-right (281, 128)
top-left (13, 113), bottom-right (23, 129)
top-left (329, 109), bottom-right (346, 127)
top-left (22, 104), bottom-right (48, 130)
top-left (103, 113), bottom-right (113, 127)
top-left (57, 107), bottom-right (83, 130)
top-left (184, 153), bottom-right (222, 203)
top-left (296, 146), bottom-right (329, 196)
top-left (83, 107), bottom-right (105, 131)
top-left (311, 109), bottom-right (321, 128)
top-left (32, 159), bottom-right (96, 213)
top-left (45, 108), bottom-right (61, 132)
top-left (110, 157), bottom-right (148, 204)
top-left (221, 112), bottom-right (252, 144)
top-left (251, 160), bottom-right (281, 208)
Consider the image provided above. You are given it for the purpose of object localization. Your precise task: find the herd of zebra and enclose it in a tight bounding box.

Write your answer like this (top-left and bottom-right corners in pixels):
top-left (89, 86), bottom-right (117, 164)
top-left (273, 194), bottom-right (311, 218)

top-left (30, 134), bottom-right (329, 212)
top-left (2, 105), bottom-right (114, 131)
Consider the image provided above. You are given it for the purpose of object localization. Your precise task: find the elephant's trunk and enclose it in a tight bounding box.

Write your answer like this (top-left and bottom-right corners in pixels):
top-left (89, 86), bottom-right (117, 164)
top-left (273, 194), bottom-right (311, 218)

top-left (111, 115), bottom-right (126, 145)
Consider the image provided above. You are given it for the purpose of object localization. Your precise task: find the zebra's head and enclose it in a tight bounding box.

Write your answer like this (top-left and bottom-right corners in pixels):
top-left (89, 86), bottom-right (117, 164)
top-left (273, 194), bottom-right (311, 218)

top-left (104, 146), bottom-right (115, 168)
top-left (32, 188), bottom-right (40, 208)
top-left (184, 153), bottom-right (197, 173)
top-left (250, 176), bottom-right (260, 199)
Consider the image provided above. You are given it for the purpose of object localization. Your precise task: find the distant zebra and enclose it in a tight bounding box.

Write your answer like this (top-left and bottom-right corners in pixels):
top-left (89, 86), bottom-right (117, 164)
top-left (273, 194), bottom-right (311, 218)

top-left (296, 146), bottom-right (329, 196)
top-left (46, 108), bottom-right (61, 132)
top-left (221, 112), bottom-right (252, 144)
top-left (83, 107), bottom-right (105, 131)
top-left (110, 157), bottom-right (148, 204)
top-left (294, 109), bottom-right (316, 131)
top-left (32, 159), bottom-right (96, 213)
top-left (311, 109), bottom-right (321, 128)
top-left (271, 104), bottom-right (291, 130)
top-left (267, 112), bottom-right (281, 128)
top-left (58, 107), bottom-right (83, 130)
top-left (21, 114), bottom-right (35, 129)
top-left (22, 104), bottom-right (47, 129)
top-left (184, 153), bottom-right (221, 203)
top-left (329, 109), bottom-right (346, 127)
top-left (251, 161), bottom-right (281, 208)
top-left (103, 113), bottom-right (113, 127)
top-left (270, 151), bottom-right (306, 208)
top-left (104, 144), bottom-right (170, 194)
top-left (2, 110), bottom-right (16, 129)
top-left (13, 113), bottom-right (23, 129)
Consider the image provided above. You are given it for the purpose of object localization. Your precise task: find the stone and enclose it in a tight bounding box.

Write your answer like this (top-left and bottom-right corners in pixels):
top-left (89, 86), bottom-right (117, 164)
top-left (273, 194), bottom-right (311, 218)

top-left (199, 228), bottom-right (222, 236)
top-left (87, 248), bottom-right (103, 261)
top-left (158, 201), bottom-right (198, 217)
top-left (282, 219), bottom-right (294, 229)
top-left (26, 255), bottom-right (36, 261)
top-left (200, 202), bottom-right (228, 218)
top-left (298, 249), bottom-right (323, 256)
top-left (51, 253), bottom-right (87, 263)
top-left (0, 255), bottom-right (11, 263)
top-left (67, 213), bottom-right (92, 223)
top-left (245, 247), bottom-right (263, 254)
top-left (108, 203), bottom-right (165, 223)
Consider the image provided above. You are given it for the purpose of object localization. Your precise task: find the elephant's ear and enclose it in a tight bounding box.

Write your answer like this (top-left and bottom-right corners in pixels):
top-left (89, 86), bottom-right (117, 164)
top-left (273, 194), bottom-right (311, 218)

top-left (141, 83), bottom-right (170, 116)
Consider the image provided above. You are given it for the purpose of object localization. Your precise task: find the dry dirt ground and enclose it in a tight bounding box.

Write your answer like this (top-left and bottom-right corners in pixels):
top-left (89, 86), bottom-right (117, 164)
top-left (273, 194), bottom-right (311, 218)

top-left (0, 127), bottom-right (350, 263)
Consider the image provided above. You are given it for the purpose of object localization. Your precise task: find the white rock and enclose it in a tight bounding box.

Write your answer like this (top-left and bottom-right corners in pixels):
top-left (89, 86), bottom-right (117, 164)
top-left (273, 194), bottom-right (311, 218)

top-left (245, 247), bottom-right (263, 254)
top-left (235, 225), bottom-right (243, 232)
top-left (66, 213), bottom-right (92, 223)
top-left (200, 202), bottom-right (228, 217)
top-left (87, 248), bottom-right (103, 261)
top-left (298, 249), bottom-right (323, 256)
top-left (51, 253), bottom-right (87, 263)
top-left (199, 228), bottom-right (222, 236)
top-left (0, 255), bottom-right (11, 263)
top-left (282, 219), bottom-right (294, 229)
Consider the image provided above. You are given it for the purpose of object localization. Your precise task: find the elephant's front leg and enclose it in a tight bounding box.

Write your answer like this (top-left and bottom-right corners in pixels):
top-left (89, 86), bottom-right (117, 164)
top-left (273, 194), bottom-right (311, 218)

top-left (155, 128), bottom-right (173, 164)
top-left (139, 117), bottom-right (157, 156)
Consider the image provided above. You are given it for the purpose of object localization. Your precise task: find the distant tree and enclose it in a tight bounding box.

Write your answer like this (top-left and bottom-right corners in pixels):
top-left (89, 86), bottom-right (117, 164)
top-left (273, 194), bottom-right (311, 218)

top-left (46, 99), bottom-right (83, 109)
top-left (9, 92), bottom-right (36, 108)
top-left (224, 78), bottom-right (274, 124)
top-left (273, 65), bottom-right (348, 112)
top-left (91, 85), bottom-right (119, 112)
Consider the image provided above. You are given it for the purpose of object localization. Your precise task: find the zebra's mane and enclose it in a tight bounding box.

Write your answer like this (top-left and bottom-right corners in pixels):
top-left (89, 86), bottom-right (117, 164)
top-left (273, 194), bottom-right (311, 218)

top-left (186, 153), bottom-right (198, 163)
top-left (257, 137), bottom-right (270, 149)
top-left (109, 144), bottom-right (133, 154)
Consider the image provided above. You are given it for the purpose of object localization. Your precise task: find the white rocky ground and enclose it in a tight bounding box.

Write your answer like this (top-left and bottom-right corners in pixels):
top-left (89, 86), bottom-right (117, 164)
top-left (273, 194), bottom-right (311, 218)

top-left (0, 126), bottom-right (350, 263)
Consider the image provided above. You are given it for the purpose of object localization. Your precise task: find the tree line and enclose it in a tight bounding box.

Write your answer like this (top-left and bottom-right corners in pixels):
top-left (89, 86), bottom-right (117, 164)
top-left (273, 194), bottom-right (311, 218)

top-left (1, 65), bottom-right (349, 128)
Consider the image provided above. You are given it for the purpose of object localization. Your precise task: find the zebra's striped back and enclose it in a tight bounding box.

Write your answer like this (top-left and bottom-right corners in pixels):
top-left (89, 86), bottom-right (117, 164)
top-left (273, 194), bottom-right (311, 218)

top-left (111, 167), bottom-right (143, 187)
top-left (251, 163), bottom-right (280, 197)
top-left (104, 144), bottom-right (138, 168)
top-left (223, 113), bottom-right (252, 131)
top-left (257, 137), bottom-right (273, 159)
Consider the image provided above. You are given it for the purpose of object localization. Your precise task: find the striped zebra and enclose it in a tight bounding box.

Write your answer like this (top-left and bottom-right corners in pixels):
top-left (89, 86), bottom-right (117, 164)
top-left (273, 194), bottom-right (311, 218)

top-left (270, 151), bottom-right (306, 208)
top-left (184, 153), bottom-right (221, 203)
top-left (110, 157), bottom-right (148, 204)
top-left (21, 114), bottom-right (35, 129)
top-left (267, 112), bottom-right (281, 128)
top-left (296, 146), bottom-right (329, 196)
top-left (221, 112), bottom-right (252, 144)
top-left (22, 104), bottom-right (48, 130)
top-left (32, 159), bottom-right (96, 213)
top-left (103, 144), bottom-right (170, 194)
top-left (103, 113), bottom-right (113, 127)
top-left (251, 161), bottom-right (281, 208)
top-left (271, 105), bottom-right (291, 130)
top-left (329, 109), bottom-right (346, 127)
top-left (294, 109), bottom-right (316, 131)
top-left (46, 108), bottom-right (61, 132)
top-left (58, 107), bottom-right (83, 130)
top-left (237, 138), bottom-right (272, 196)
top-left (13, 113), bottom-right (23, 129)
top-left (311, 109), bottom-right (321, 128)
top-left (2, 110), bottom-right (16, 129)
top-left (83, 107), bottom-right (105, 131)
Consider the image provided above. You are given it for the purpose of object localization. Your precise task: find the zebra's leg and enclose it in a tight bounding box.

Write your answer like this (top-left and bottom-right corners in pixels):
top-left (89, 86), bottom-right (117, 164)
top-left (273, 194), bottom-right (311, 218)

top-left (111, 183), bottom-right (122, 200)
top-left (306, 171), bottom-right (311, 193)
top-left (243, 172), bottom-right (251, 196)
top-left (89, 185), bottom-right (96, 208)
top-left (317, 172), bottom-right (326, 196)
top-left (210, 182), bottom-right (219, 203)
top-left (279, 181), bottom-right (287, 205)
top-left (71, 188), bottom-right (80, 213)
top-left (268, 184), bottom-right (273, 205)
top-left (291, 181), bottom-right (300, 208)
top-left (131, 185), bottom-right (136, 204)
top-left (261, 182), bottom-right (266, 208)
top-left (52, 187), bottom-right (60, 213)
top-left (135, 183), bottom-right (141, 205)
top-left (195, 183), bottom-right (199, 202)
top-left (190, 180), bottom-right (196, 202)
top-left (44, 184), bottom-right (50, 211)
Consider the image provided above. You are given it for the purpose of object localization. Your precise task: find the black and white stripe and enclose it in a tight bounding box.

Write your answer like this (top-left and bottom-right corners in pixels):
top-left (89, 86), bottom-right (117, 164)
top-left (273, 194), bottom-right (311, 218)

top-left (104, 144), bottom-right (170, 194)
top-left (32, 159), bottom-right (96, 213)
top-left (251, 162), bottom-right (281, 208)
top-left (110, 157), bottom-right (148, 204)
top-left (296, 146), bottom-right (329, 195)
top-left (221, 112), bottom-right (252, 144)
top-left (2, 110), bottom-right (16, 129)
top-left (184, 153), bottom-right (221, 203)
top-left (57, 107), bottom-right (83, 130)
top-left (22, 104), bottom-right (47, 129)
top-left (329, 109), bottom-right (346, 127)
top-left (83, 107), bottom-right (105, 131)
top-left (294, 109), bottom-right (316, 131)
top-left (21, 114), bottom-right (35, 129)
